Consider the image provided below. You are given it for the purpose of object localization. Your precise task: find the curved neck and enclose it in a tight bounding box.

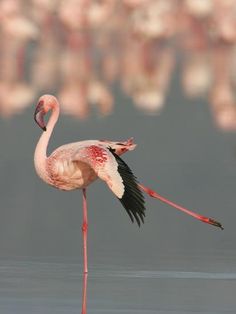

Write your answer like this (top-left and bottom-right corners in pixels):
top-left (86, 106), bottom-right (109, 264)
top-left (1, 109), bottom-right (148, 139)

top-left (34, 105), bottom-right (60, 183)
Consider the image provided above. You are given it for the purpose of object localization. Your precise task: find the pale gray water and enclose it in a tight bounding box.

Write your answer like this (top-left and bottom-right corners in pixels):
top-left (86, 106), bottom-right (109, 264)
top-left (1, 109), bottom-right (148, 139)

top-left (0, 259), bottom-right (236, 313)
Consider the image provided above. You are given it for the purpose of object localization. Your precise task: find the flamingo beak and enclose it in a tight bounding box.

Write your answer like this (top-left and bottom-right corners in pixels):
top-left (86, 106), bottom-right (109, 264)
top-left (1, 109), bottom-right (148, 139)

top-left (34, 100), bottom-right (46, 131)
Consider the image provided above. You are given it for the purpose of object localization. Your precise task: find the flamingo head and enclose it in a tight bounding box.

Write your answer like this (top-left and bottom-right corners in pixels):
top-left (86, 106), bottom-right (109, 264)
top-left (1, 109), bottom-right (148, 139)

top-left (34, 94), bottom-right (58, 131)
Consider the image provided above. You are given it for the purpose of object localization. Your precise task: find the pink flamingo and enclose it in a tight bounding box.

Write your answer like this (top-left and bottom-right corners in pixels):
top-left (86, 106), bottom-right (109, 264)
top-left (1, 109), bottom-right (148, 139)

top-left (34, 94), bottom-right (223, 274)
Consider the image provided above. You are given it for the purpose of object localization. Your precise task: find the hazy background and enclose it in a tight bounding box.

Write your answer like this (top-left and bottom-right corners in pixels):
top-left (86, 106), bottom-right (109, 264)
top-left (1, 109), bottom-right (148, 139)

top-left (0, 0), bottom-right (236, 313)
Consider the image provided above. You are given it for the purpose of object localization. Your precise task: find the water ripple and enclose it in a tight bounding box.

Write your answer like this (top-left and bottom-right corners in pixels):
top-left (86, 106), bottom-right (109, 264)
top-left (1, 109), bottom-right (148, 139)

top-left (0, 260), bottom-right (235, 281)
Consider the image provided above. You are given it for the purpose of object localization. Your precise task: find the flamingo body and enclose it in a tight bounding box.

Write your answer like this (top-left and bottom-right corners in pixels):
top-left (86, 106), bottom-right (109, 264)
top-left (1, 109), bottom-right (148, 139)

top-left (45, 141), bottom-right (107, 191)
top-left (41, 140), bottom-right (135, 192)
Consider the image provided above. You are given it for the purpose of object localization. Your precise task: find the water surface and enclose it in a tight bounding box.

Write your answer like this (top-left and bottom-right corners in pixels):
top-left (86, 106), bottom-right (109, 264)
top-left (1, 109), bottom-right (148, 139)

top-left (0, 258), bottom-right (236, 314)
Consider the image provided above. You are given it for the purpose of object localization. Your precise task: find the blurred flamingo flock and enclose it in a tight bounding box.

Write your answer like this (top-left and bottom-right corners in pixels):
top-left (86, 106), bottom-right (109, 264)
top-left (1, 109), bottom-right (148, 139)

top-left (1, 0), bottom-right (236, 131)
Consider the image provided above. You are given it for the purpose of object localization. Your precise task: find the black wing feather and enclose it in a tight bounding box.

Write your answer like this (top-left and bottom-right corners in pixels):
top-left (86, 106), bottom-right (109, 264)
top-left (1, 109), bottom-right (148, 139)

top-left (108, 148), bottom-right (146, 226)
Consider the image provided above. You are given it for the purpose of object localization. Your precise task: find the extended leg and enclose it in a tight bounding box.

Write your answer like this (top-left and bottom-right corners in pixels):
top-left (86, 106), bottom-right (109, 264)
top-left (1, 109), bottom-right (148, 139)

top-left (82, 188), bottom-right (88, 273)
top-left (138, 183), bottom-right (223, 230)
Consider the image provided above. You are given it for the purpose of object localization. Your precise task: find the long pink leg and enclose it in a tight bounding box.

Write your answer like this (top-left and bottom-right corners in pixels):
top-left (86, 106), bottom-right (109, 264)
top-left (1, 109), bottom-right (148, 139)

top-left (81, 272), bottom-right (88, 314)
top-left (82, 188), bottom-right (88, 274)
top-left (138, 184), bottom-right (223, 230)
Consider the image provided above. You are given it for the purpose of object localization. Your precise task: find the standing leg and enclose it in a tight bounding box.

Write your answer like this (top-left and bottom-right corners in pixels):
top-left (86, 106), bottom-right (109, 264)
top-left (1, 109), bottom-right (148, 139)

top-left (81, 272), bottom-right (88, 314)
top-left (82, 188), bottom-right (88, 274)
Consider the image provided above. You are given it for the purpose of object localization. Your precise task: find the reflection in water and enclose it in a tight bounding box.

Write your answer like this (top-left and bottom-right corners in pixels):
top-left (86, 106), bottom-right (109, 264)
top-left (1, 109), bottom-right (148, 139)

top-left (0, 0), bottom-right (236, 130)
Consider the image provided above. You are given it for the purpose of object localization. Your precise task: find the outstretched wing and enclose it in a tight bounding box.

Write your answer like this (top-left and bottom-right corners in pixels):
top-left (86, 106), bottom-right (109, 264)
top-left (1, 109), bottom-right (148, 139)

top-left (73, 145), bottom-right (146, 226)
top-left (108, 148), bottom-right (146, 226)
